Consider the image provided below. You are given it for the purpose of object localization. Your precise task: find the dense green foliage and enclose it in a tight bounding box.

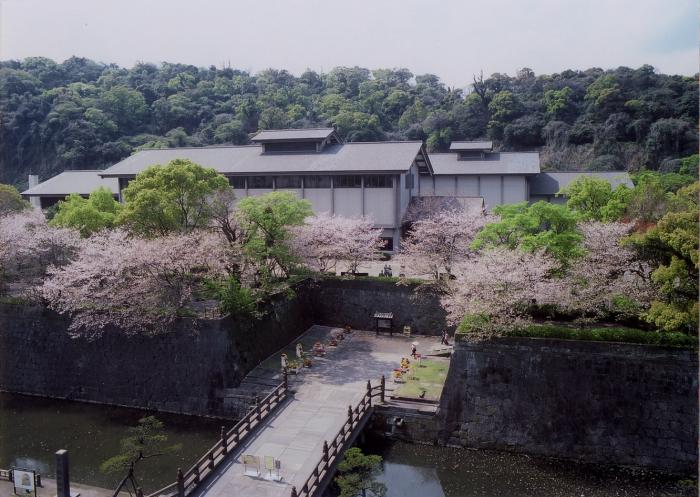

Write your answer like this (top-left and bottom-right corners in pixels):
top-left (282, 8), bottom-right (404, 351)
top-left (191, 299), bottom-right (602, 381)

top-left (335, 447), bottom-right (386, 497)
top-left (472, 201), bottom-right (583, 264)
top-left (204, 276), bottom-right (257, 318)
top-left (457, 316), bottom-right (697, 348)
top-left (560, 176), bottom-right (632, 221)
top-left (236, 191), bottom-right (312, 284)
top-left (2, 58), bottom-right (697, 187)
top-left (506, 323), bottom-right (697, 348)
top-left (0, 184), bottom-right (29, 215)
top-left (117, 159), bottom-right (229, 236)
top-left (50, 187), bottom-right (121, 236)
top-left (624, 182), bottom-right (699, 333)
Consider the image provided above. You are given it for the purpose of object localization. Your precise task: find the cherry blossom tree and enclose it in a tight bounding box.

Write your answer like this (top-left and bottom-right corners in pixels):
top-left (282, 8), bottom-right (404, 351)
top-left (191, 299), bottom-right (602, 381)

top-left (290, 214), bottom-right (383, 274)
top-left (396, 210), bottom-right (492, 279)
top-left (39, 229), bottom-right (232, 335)
top-left (0, 209), bottom-right (80, 282)
top-left (441, 247), bottom-right (563, 327)
top-left (560, 221), bottom-right (656, 320)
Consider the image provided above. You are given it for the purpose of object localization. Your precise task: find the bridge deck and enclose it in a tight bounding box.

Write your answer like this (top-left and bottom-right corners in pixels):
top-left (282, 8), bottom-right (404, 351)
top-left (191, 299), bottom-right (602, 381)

top-left (191, 326), bottom-right (416, 497)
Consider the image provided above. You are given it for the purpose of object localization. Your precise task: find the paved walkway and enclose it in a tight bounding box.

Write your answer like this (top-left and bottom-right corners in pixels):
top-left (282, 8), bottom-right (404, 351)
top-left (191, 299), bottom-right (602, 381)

top-left (191, 326), bottom-right (424, 497)
top-left (0, 477), bottom-right (126, 497)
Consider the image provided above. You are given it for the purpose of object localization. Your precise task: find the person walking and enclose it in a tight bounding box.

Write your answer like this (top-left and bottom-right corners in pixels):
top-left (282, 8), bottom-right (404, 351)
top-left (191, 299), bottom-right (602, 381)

top-left (410, 343), bottom-right (417, 358)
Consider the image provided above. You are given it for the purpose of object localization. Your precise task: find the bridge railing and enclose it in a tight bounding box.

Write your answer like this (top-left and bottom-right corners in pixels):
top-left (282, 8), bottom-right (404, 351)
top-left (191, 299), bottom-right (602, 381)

top-left (290, 375), bottom-right (385, 497)
top-left (139, 373), bottom-right (290, 497)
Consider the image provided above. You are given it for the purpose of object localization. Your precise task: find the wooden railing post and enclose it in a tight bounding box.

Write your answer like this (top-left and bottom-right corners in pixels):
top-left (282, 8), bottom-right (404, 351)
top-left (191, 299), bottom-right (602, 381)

top-left (323, 440), bottom-right (329, 462)
top-left (193, 466), bottom-right (200, 484)
top-left (347, 405), bottom-right (353, 426)
top-left (208, 452), bottom-right (215, 470)
top-left (291, 486), bottom-right (298, 497)
top-left (254, 395), bottom-right (261, 421)
top-left (283, 367), bottom-right (288, 391)
top-left (380, 375), bottom-right (385, 403)
top-left (221, 425), bottom-right (228, 455)
top-left (176, 468), bottom-right (184, 497)
top-left (367, 380), bottom-right (372, 406)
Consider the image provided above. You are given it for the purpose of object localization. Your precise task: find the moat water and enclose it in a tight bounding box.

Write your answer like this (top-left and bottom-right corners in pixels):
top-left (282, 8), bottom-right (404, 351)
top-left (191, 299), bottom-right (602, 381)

top-left (0, 393), bottom-right (221, 492)
top-left (349, 436), bottom-right (694, 497)
top-left (1, 394), bottom-right (694, 497)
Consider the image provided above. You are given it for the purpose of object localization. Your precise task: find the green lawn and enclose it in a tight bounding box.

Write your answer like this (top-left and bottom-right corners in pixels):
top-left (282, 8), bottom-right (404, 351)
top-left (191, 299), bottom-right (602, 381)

top-left (393, 359), bottom-right (449, 402)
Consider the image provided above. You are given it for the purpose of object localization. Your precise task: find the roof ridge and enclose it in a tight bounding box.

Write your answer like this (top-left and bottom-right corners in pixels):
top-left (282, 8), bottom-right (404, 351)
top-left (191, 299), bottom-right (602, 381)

top-left (137, 144), bottom-right (261, 151)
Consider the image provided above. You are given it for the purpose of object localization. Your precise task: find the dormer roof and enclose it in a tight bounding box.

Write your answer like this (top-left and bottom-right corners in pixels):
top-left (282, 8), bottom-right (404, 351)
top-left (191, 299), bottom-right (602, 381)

top-left (251, 128), bottom-right (341, 143)
top-left (449, 140), bottom-right (493, 152)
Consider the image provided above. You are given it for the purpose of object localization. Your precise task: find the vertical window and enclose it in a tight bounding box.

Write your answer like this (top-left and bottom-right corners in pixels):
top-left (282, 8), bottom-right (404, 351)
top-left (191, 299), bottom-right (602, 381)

top-left (304, 175), bottom-right (331, 188)
top-left (334, 175), bottom-right (362, 188)
top-left (405, 174), bottom-right (414, 189)
top-left (229, 176), bottom-right (246, 189)
top-left (363, 175), bottom-right (393, 188)
top-left (275, 175), bottom-right (302, 188)
top-left (248, 176), bottom-right (274, 188)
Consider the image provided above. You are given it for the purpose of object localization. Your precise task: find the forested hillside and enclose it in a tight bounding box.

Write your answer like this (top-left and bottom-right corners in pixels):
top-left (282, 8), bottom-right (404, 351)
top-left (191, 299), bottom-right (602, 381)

top-left (1, 57), bottom-right (697, 187)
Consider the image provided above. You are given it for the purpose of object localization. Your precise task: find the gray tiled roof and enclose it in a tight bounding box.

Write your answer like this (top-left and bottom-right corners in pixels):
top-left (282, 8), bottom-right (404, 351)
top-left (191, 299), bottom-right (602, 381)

top-left (100, 142), bottom-right (426, 177)
top-left (449, 140), bottom-right (493, 151)
top-left (251, 128), bottom-right (336, 142)
top-left (21, 170), bottom-right (119, 197)
top-left (429, 152), bottom-right (540, 175)
top-left (529, 171), bottom-right (633, 195)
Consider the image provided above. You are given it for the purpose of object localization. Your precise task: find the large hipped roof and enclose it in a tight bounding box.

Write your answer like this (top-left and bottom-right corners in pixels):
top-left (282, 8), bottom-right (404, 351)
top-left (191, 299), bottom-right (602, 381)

top-left (429, 152), bottom-right (540, 175)
top-left (100, 142), bottom-right (428, 177)
top-left (21, 170), bottom-right (119, 197)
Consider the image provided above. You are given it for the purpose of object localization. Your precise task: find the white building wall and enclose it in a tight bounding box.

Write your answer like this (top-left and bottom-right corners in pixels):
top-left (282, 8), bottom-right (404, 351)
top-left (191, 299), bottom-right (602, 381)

top-left (334, 189), bottom-right (363, 217)
top-left (303, 189), bottom-right (332, 214)
top-left (457, 176), bottom-right (479, 196)
top-left (419, 176), bottom-right (434, 196)
top-left (246, 188), bottom-right (274, 197)
top-left (479, 176), bottom-right (502, 210)
top-left (434, 176), bottom-right (455, 196)
top-left (503, 176), bottom-right (528, 204)
top-left (364, 188), bottom-right (394, 226)
top-left (276, 188), bottom-right (303, 198)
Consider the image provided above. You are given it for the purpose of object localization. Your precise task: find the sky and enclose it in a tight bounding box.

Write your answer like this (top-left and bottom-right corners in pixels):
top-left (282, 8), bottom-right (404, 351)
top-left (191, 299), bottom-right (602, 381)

top-left (0, 0), bottom-right (697, 88)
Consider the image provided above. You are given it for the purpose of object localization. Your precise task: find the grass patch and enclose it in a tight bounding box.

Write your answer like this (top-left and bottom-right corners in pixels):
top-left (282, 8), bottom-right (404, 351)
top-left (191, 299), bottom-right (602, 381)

top-left (507, 323), bottom-right (697, 348)
top-left (393, 359), bottom-right (449, 402)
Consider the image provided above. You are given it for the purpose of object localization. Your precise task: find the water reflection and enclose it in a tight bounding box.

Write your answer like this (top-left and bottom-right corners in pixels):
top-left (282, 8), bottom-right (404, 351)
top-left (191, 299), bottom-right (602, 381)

top-left (355, 436), bottom-right (695, 497)
top-left (0, 393), bottom-right (222, 492)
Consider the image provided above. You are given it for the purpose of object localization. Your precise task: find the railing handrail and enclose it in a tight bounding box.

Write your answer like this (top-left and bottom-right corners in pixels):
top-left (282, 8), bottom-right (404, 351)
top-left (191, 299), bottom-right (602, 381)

top-left (291, 375), bottom-right (385, 497)
top-left (142, 374), bottom-right (289, 497)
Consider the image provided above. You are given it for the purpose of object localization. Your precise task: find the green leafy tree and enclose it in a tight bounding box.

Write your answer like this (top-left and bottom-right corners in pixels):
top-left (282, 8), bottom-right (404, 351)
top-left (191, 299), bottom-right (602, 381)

top-left (473, 201), bottom-right (584, 265)
top-left (560, 175), bottom-right (632, 221)
top-left (543, 86), bottom-right (576, 122)
top-left (50, 187), bottom-right (121, 237)
top-left (624, 182), bottom-right (698, 332)
top-left (236, 191), bottom-right (312, 283)
top-left (335, 447), bottom-right (386, 497)
top-left (0, 184), bottom-right (29, 216)
top-left (117, 159), bottom-right (229, 236)
top-left (100, 416), bottom-right (181, 474)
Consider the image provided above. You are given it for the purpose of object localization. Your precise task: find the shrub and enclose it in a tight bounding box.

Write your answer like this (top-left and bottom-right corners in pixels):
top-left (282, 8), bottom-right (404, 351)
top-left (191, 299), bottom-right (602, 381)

top-left (507, 323), bottom-right (697, 348)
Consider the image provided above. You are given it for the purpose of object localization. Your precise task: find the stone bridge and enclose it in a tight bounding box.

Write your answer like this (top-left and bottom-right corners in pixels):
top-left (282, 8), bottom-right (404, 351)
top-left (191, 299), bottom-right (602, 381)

top-left (145, 326), bottom-right (418, 497)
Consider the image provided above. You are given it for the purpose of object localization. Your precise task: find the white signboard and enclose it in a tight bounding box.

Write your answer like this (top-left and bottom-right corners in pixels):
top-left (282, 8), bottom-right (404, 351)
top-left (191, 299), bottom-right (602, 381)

top-left (12, 469), bottom-right (36, 495)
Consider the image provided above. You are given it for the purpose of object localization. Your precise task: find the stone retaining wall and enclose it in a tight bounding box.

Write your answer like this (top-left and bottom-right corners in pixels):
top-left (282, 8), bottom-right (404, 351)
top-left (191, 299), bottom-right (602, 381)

top-left (311, 278), bottom-right (448, 335)
top-left (439, 337), bottom-right (698, 474)
top-left (0, 285), bottom-right (314, 417)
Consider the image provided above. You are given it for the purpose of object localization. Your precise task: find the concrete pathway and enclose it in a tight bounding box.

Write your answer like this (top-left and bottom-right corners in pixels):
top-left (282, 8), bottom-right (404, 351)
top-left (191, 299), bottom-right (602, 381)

top-left (191, 326), bottom-right (422, 497)
top-left (0, 477), bottom-right (127, 497)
